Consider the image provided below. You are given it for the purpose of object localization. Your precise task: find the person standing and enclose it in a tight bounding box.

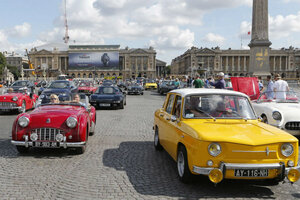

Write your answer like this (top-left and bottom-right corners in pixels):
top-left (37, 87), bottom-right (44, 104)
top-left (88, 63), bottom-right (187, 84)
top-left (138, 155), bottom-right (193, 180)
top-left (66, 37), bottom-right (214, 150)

top-left (273, 74), bottom-right (289, 100)
top-left (209, 72), bottom-right (225, 89)
top-left (265, 75), bottom-right (274, 99)
top-left (193, 76), bottom-right (204, 88)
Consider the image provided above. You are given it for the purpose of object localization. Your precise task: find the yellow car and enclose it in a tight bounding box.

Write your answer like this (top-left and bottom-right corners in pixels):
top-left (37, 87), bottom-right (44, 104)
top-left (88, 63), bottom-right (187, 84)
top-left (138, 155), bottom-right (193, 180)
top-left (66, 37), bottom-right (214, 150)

top-left (154, 88), bottom-right (300, 184)
top-left (144, 81), bottom-right (157, 90)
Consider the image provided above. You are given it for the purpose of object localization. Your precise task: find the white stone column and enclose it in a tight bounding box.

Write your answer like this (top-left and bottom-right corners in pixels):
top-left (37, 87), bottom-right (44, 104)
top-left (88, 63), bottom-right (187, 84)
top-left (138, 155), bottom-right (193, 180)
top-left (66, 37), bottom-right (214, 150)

top-left (238, 56), bottom-right (240, 72)
top-left (273, 56), bottom-right (276, 72)
top-left (232, 56), bottom-right (235, 72)
top-left (244, 56), bottom-right (246, 72)
top-left (220, 56), bottom-right (223, 71)
top-left (279, 56), bottom-right (282, 71)
top-left (226, 56), bottom-right (229, 72)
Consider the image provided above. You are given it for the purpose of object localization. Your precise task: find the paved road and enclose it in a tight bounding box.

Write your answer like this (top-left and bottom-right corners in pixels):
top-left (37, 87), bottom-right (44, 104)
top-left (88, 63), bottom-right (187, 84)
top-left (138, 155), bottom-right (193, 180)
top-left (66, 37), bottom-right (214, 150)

top-left (0, 88), bottom-right (300, 199)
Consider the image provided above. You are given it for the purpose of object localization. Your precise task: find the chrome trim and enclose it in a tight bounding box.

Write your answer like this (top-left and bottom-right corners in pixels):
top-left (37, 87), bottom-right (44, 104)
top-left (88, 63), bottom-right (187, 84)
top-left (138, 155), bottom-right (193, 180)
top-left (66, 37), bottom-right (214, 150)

top-left (232, 150), bottom-right (276, 153)
top-left (285, 165), bottom-right (300, 175)
top-left (24, 135), bottom-right (28, 148)
top-left (224, 163), bottom-right (281, 170)
top-left (193, 166), bottom-right (213, 175)
top-left (11, 140), bottom-right (86, 148)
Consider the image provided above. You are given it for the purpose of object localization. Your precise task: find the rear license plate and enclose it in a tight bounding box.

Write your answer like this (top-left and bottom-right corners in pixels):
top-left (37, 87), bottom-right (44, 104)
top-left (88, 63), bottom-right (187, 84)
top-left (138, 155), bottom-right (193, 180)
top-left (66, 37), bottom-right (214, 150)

top-left (234, 169), bottom-right (269, 177)
top-left (100, 103), bottom-right (110, 107)
top-left (34, 142), bottom-right (59, 148)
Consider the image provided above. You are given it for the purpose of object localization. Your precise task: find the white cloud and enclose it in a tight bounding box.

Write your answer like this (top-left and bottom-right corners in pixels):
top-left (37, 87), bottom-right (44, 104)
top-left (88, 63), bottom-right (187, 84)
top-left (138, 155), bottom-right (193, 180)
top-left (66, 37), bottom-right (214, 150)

top-left (203, 33), bottom-right (225, 44)
top-left (6, 22), bottom-right (31, 38)
top-left (239, 21), bottom-right (252, 39)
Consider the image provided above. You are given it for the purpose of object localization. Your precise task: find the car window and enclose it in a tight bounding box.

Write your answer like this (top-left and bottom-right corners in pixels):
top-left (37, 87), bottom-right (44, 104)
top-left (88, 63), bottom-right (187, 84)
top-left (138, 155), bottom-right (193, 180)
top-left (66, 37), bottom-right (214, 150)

top-left (12, 81), bottom-right (27, 87)
top-left (49, 82), bottom-right (69, 89)
top-left (166, 94), bottom-right (175, 114)
top-left (173, 95), bottom-right (182, 118)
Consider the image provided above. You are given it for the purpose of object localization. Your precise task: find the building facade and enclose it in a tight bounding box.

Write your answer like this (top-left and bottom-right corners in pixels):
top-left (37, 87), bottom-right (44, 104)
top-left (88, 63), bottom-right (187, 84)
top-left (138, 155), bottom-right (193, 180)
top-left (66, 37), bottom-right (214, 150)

top-left (171, 46), bottom-right (300, 78)
top-left (3, 51), bottom-right (27, 68)
top-left (28, 44), bottom-right (159, 79)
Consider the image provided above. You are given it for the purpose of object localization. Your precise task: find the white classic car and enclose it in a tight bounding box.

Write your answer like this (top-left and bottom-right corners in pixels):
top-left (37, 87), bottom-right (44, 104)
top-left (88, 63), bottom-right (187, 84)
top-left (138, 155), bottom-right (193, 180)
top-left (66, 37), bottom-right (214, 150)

top-left (252, 91), bottom-right (300, 136)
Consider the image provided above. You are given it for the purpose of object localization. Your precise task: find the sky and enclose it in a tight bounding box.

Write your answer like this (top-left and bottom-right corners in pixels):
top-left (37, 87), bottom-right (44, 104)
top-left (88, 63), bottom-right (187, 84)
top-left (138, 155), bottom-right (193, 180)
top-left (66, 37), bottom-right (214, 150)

top-left (1, 0), bottom-right (300, 65)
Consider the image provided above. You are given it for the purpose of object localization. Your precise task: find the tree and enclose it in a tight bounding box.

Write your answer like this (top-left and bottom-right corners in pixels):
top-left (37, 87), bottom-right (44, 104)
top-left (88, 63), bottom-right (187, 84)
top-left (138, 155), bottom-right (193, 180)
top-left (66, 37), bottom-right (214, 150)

top-left (0, 52), bottom-right (7, 78)
top-left (7, 65), bottom-right (20, 80)
top-left (165, 65), bottom-right (171, 75)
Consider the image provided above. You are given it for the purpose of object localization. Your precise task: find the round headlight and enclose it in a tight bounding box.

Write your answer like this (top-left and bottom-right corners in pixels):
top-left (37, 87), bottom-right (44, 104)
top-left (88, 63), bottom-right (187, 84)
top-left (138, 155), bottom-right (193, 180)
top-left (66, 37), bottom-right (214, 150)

top-left (281, 143), bottom-right (294, 157)
top-left (66, 117), bottom-right (77, 128)
top-left (18, 116), bottom-right (29, 128)
top-left (12, 96), bottom-right (18, 101)
top-left (55, 133), bottom-right (64, 142)
top-left (272, 111), bottom-right (282, 121)
top-left (208, 143), bottom-right (222, 157)
top-left (30, 133), bottom-right (38, 141)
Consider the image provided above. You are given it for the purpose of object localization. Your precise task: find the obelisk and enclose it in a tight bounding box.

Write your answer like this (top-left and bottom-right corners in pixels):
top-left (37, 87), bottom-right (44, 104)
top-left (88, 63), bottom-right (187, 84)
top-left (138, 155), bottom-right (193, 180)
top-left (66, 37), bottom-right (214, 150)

top-left (249, 0), bottom-right (271, 76)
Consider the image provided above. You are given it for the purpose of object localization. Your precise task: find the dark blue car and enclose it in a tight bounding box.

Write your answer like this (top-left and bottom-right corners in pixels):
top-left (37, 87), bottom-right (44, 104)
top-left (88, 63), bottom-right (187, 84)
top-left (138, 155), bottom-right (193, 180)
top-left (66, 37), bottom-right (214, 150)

top-left (39, 80), bottom-right (78, 104)
top-left (89, 86), bottom-right (126, 109)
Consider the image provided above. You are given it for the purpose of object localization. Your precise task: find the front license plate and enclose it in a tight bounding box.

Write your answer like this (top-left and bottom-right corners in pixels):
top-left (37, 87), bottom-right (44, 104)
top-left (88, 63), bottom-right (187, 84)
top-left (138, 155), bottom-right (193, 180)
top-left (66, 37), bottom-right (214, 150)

top-left (100, 103), bottom-right (110, 107)
top-left (35, 142), bottom-right (59, 148)
top-left (234, 169), bottom-right (269, 177)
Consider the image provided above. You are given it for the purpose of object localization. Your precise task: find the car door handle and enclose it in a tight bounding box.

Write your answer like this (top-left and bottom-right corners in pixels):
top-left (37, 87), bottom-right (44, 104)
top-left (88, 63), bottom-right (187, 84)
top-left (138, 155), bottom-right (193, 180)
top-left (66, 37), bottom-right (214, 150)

top-left (159, 114), bottom-right (164, 117)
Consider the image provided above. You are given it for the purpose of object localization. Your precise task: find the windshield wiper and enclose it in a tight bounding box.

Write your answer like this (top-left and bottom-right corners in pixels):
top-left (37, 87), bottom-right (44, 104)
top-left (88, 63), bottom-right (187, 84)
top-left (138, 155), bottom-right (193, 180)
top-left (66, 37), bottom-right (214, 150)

top-left (195, 108), bottom-right (216, 121)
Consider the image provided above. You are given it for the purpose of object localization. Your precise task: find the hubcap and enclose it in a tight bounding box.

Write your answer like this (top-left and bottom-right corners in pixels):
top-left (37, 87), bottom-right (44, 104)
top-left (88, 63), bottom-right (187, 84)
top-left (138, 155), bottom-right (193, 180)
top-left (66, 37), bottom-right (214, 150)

top-left (177, 151), bottom-right (184, 177)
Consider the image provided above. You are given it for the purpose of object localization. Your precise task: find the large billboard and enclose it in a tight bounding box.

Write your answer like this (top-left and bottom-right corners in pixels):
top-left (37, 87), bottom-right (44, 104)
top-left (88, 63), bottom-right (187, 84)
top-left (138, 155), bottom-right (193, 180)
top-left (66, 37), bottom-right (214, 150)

top-left (68, 52), bottom-right (119, 70)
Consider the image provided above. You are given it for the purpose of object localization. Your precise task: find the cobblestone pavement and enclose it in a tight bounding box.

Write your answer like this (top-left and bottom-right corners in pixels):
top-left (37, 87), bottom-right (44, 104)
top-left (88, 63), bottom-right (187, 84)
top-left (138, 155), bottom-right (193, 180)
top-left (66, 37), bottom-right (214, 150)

top-left (0, 89), bottom-right (300, 199)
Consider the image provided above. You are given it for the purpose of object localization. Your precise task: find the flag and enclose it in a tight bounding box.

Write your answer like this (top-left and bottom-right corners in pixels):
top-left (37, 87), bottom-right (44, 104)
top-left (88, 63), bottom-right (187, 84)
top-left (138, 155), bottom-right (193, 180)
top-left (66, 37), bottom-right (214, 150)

top-left (248, 31), bottom-right (251, 35)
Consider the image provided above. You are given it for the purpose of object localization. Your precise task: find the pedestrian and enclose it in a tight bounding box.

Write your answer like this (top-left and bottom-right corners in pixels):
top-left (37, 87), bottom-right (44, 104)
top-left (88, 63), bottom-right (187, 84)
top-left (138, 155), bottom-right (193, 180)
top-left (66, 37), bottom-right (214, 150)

top-left (187, 76), bottom-right (191, 87)
top-left (174, 78), bottom-right (180, 87)
top-left (273, 74), bottom-right (289, 100)
top-left (193, 76), bottom-right (204, 88)
top-left (265, 75), bottom-right (274, 99)
top-left (50, 94), bottom-right (59, 103)
top-left (205, 77), bottom-right (212, 88)
top-left (209, 72), bottom-right (225, 89)
top-left (258, 76), bottom-right (264, 91)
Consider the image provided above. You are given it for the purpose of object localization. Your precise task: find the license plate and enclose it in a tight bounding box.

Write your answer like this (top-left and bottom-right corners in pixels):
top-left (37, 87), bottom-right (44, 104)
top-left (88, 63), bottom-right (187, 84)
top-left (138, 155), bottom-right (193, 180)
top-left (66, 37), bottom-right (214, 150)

top-left (100, 103), bottom-right (110, 107)
top-left (234, 169), bottom-right (269, 177)
top-left (34, 142), bottom-right (59, 148)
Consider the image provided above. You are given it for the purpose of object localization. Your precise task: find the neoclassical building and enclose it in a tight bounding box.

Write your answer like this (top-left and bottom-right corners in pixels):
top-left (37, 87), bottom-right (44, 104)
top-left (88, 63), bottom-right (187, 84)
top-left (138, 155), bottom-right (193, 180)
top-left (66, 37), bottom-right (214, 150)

top-left (28, 43), bottom-right (164, 79)
top-left (171, 46), bottom-right (300, 78)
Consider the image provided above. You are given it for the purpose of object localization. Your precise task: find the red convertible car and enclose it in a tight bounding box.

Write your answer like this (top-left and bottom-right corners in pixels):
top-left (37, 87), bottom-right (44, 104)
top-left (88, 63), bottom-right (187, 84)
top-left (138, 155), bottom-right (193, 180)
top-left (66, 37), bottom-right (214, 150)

top-left (11, 94), bottom-right (96, 154)
top-left (0, 88), bottom-right (38, 113)
top-left (78, 81), bottom-right (97, 96)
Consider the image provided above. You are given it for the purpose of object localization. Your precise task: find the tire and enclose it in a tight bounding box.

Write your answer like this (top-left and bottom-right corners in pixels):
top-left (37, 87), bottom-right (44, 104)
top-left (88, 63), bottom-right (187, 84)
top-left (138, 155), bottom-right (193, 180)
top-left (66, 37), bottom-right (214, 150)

top-left (20, 101), bottom-right (26, 113)
top-left (76, 128), bottom-right (88, 154)
top-left (177, 145), bottom-right (192, 183)
top-left (124, 98), bottom-right (126, 106)
top-left (154, 127), bottom-right (163, 151)
top-left (262, 115), bottom-right (268, 124)
top-left (119, 101), bottom-right (124, 109)
top-left (141, 92), bottom-right (144, 95)
top-left (16, 146), bottom-right (29, 153)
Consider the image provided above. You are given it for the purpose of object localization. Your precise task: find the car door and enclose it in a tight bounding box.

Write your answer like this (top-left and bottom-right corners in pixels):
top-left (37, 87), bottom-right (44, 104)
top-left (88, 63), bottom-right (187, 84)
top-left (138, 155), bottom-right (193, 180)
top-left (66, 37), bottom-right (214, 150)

top-left (165, 95), bottom-right (182, 159)
top-left (158, 94), bottom-right (175, 149)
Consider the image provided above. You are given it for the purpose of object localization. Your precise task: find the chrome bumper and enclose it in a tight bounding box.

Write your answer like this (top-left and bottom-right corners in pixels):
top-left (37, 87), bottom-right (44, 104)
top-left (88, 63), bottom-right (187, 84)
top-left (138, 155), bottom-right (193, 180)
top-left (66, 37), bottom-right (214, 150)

top-left (11, 136), bottom-right (86, 148)
top-left (193, 162), bottom-right (300, 176)
top-left (0, 106), bottom-right (22, 111)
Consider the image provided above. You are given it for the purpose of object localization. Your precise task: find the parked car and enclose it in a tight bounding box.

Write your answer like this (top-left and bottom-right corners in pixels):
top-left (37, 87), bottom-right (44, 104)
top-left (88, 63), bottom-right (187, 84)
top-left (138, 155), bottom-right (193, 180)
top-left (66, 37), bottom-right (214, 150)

top-left (11, 94), bottom-right (96, 154)
top-left (158, 81), bottom-right (179, 94)
top-left (39, 80), bottom-right (78, 103)
top-left (127, 83), bottom-right (144, 95)
top-left (90, 85), bottom-right (126, 109)
top-left (252, 91), bottom-right (300, 136)
top-left (117, 81), bottom-right (128, 90)
top-left (0, 87), bottom-right (38, 113)
top-left (78, 81), bottom-right (97, 96)
top-left (153, 88), bottom-right (300, 184)
top-left (36, 80), bottom-right (48, 87)
top-left (10, 80), bottom-right (35, 94)
top-left (38, 81), bottom-right (52, 96)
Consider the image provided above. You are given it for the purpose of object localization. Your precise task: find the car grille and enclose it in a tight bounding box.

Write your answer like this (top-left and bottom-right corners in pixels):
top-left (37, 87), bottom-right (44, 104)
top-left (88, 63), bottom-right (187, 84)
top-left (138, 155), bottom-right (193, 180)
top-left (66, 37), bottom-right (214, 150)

top-left (285, 122), bottom-right (300, 130)
top-left (32, 128), bottom-right (64, 141)
top-left (0, 102), bottom-right (17, 107)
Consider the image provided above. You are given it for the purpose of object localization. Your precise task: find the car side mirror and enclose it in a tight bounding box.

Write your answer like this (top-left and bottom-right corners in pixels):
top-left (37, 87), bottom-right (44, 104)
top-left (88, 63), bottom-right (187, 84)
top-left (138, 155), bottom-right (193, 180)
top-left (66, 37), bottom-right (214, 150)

top-left (171, 115), bottom-right (178, 122)
top-left (258, 116), bottom-right (262, 122)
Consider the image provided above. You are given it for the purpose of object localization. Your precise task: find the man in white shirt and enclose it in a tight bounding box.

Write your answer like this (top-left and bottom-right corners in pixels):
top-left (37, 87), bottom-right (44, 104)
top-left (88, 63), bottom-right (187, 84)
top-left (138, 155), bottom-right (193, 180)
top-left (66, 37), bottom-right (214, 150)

top-left (273, 74), bottom-right (289, 100)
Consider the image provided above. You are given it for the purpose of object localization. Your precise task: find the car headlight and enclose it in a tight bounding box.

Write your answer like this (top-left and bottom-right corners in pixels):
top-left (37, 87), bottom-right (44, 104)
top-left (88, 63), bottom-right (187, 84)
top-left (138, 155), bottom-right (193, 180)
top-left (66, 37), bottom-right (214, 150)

top-left (12, 96), bottom-right (18, 101)
top-left (66, 117), bottom-right (77, 128)
top-left (18, 116), bottom-right (29, 128)
top-left (272, 111), bottom-right (282, 121)
top-left (281, 143), bottom-right (294, 157)
top-left (208, 143), bottom-right (222, 157)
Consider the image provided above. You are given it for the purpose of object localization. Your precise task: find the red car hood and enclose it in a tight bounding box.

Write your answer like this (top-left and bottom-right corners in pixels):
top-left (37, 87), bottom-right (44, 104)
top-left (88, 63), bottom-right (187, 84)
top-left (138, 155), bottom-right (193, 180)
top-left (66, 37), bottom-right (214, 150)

top-left (27, 105), bottom-right (84, 129)
top-left (231, 77), bottom-right (260, 100)
top-left (78, 86), bottom-right (96, 90)
top-left (0, 93), bottom-right (24, 101)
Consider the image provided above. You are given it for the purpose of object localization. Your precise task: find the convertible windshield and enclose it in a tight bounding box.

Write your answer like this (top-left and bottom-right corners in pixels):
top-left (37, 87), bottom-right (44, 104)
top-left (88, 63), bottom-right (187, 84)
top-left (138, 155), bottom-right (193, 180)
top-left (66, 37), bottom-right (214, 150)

top-left (258, 91), bottom-right (299, 103)
top-left (48, 82), bottom-right (69, 89)
top-left (96, 87), bottom-right (118, 94)
top-left (184, 94), bottom-right (256, 119)
top-left (11, 81), bottom-right (28, 87)
top-left (79, 82), bottom-right (92, 87)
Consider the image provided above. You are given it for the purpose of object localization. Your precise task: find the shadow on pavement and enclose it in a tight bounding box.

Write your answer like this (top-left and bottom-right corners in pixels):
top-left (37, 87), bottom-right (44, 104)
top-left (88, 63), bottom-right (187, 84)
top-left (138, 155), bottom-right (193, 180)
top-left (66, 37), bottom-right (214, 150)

top-left (103, 141), bottom-right (275, 199)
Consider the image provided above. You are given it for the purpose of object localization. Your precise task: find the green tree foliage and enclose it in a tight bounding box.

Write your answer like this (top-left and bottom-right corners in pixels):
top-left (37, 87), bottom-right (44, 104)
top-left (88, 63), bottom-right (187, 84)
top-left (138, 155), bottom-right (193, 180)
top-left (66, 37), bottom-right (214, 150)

top-left (7, 65), bottom-right (20, 80)
top-left (165, 65), bottom-right (171, 75)
top-left (0, 52), bottom-right (7, 77)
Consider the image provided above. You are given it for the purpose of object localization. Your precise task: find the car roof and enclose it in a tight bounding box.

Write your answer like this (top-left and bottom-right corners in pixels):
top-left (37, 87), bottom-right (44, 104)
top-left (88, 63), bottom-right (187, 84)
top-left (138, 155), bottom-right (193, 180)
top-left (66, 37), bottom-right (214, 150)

top-left (169, 88), bottom-right (249, 98)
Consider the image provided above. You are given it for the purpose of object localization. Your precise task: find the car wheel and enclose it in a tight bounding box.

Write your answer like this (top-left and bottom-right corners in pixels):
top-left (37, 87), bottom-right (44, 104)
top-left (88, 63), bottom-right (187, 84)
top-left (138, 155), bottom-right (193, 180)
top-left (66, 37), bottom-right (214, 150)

top-left (154, 127), bottom-right (163, 151)
top-left (16, 146), bottom-right (29, 153)
top-left (124, 98), bottom-right (126, 106)
top-left (177, 145), bottom-right (192, 183)
top-left (119, 101), bottom-right (124, 109)
top-left (20, 101), bottom-right (26, 113)
top-left (262, 115), bottom-right (268, 123)
top-left (141, 92), bottom-right (144, 95)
